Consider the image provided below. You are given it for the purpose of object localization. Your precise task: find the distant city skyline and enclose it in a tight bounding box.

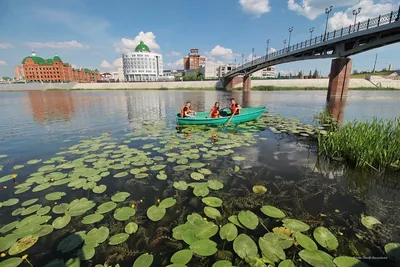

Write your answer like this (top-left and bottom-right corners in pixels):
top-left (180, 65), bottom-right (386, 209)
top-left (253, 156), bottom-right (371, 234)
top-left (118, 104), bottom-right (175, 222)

top-left (0, 0), bottom-right (399, 77)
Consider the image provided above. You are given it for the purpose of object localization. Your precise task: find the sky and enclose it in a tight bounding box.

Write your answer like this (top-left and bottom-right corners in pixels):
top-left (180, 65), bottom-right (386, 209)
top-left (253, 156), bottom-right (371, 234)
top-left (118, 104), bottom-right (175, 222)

top-left (0, 0), bottom-right (399, 77)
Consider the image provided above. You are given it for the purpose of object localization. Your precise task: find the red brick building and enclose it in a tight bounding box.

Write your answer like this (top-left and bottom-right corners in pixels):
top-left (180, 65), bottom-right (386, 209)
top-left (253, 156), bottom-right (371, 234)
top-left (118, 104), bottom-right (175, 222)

top-left (183, 49), bottom-right (206, 70)
top-left (22, 51), bottom-right (100, 83)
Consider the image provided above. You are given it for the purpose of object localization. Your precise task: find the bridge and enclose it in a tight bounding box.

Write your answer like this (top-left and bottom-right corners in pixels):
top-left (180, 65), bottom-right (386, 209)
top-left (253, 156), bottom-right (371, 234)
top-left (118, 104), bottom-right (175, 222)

top-left (222, 6), bottom-right (400, 100)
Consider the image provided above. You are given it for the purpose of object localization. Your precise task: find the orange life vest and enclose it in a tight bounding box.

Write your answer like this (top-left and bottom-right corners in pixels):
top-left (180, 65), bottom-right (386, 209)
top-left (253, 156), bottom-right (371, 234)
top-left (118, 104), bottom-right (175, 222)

top-left (230, 103), bottom-right (240, 115)
top-left (180, 105), bottom-right (191, 118)
top-left (210, 107), bottom-right (220, 118)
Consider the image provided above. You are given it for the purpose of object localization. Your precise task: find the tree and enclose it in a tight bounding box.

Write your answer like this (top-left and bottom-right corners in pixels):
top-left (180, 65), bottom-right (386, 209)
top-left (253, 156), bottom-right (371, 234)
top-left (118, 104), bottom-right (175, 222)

top-left (313, 69), bottom-right (319, 78)
top-left (309, 70), bottom-right (312, 78)
top-left (298, 71), bottom-right (303, 79)
top-left (353, 69), bottom-right (359, 74)
top-left (277, 72), bottom-right (281, 79)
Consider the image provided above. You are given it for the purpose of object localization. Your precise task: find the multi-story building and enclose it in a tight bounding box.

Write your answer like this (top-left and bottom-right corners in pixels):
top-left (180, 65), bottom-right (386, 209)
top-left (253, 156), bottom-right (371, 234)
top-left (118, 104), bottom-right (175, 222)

top-left (14, 66), bottom-right (24, 80)
top-left (198, 65), bottom-right (219, 79)
top-left (122, 41), bottom-right (163, 82)
top-left (252, 66), bottom-right (277, 78)
top-left (22, 51), bottom-right (100, 83)
top-left (183, 49), bottom-right (206, 70)
top-left (217, 63), bottom-right (238, 77)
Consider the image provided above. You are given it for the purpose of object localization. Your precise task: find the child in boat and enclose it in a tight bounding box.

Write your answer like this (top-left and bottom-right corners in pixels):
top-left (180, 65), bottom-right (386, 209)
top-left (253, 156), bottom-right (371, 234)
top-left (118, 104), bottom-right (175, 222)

top-left (180, 101), bottom-right (196, 118)
top-left (229, 98), bottom-right (241, 115)
top-left (208, 102), bottom-right (221, 118)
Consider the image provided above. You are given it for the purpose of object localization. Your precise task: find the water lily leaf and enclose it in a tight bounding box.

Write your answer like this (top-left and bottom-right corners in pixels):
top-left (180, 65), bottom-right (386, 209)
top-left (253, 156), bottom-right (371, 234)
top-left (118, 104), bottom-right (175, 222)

top-left (27, 159), bottom-right (42, 164)
top-left (82, 214), bottom-right (104, 224)
top-left (333, 256), bottom-right (369, 267)
top-left (114, 207), bottom-right (135, 221)
top-left (111, 192), bottom-right (130, 202)
top-left (67, 198), bottom-right (95, 217)
top-left (220, 223), bottom-right (238, 242)
top-left (213, 260), bottom-right (234, 267)
top-left (252, 185), bottom-right (267, 194)
top-left (13, 165), bottom-right (24, 170)
top-left (233, 234), bottom-right (258, 259)
top-left (78, 244), bottom-right (95, 260)
top-left (52, 215), bottom-right (71, 229)
top-left (32, 183), bottom-right (51, 192)
top-left (234, 165), bottom-right (240, 172)
top-left (228, 215), bottom-right (244, 229)
top-left (190, 172), bottom-right (204, 181)
top-left (283, 219), bottom-right (310, 232)
top-left (0, 175), bottom-right (15, 183)
top-left (135, 173), bottom-right (149, 179)
top-left (298, 249), bottom-right (335, 267)
top-left (263, 232), bottom-right (294, 249)
top-left (278, 260), bottom-right (295, 267)
top-left (114, 172), bottom-right (129, 178)
top-left (0, 234), bottom-right (18, 252)
top-left (65, 258), bottom-right (80, 267)
top-left (92, 185), bottom-right (107, 194)
top-left (109, 233), bottom-right (129, 245)
top-left (156, 173), bottom-right (167, 180)
top-left (190, 239), bottom-right (217, 256)
top-left (207, 180), bottom-right (223, 190)
top-left (259, 236), bottom-right (286, 262)
top-left (0, 221), bottom-right (19, 234)
top-left (53, 203), bottom-right (69, 214)
top-left (193, 184), bottom-right (209, 197)
top-left (173, 165), bottom-right (189, 171)
top-left (21, 204), bottom-right (42, 216)
top-left (130, 168), bottom-right (141, 175)
top-left (361, 214), bottom-right (381, 229)
top-left (294, 232), bottom-right (318, 251)
top-left (0, 257), bottom-right (23, 267)
top-left (45, 192), bottom-right (67, 201)
top-left (133, 253), bottom-right (154, 267)
top-left (125, 222), bottom-right (138, 234)
top-left (260, 205), bottom-right (286, 219)
top-left (37, 206), bottom-right (51, 216)
top-left (195, 222), bottom-right (219, 239)
top-left (384, 243), bottom-right (400, 261)
top-left (202, 197), bottom-right (223, 207)
top-left (204, 207), bottom-right (221, 219)
top-left (159, 197), bottom-right (176, 209)
top-left (173, 181), bottom-right (188, 190)
top-left (34, 224), bottom-right (54, 237)
top-left (182, 230), bottom-right (200, 245)
top-left (238, 210), bottom-right (258, 230)
top-left (313, 226), bottom-right (339, 251)
top-left (198, 168), bottom-right (212, 175)
top-left (172, 224), bottom-right (190, 240)
top-left (189, 162), bottom-right (206, 169)
top-left (232, 156), bottom-right (245, 161)
top-left (3, 198), bottom-right (19, 207)
top-left (9, 235), bottom-right (38, 255)
top-left (96, 201), bottom-right (117, 214)
top-left (147, 206), bottom-right (166, 222)
top-left (15, 187), bottom-right (31, 195)
top-left (150, 164), bottom-right (166, 171)
top-left (171, 249), bottom-right (193, 265)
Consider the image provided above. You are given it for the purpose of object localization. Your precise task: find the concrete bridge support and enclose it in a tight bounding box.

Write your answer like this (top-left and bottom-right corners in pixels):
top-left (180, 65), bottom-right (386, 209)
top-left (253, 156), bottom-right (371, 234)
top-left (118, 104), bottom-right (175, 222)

top-left (243, 75), bottom-right (251, 91)
top-left (327, 58), bottom-right (352, 100)
top-left (223, 75), bottom-right (252, 91)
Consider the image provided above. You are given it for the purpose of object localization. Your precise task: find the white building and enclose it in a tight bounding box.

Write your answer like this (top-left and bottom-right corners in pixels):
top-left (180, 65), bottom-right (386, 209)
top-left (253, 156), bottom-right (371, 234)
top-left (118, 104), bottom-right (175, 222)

top-left (122, 41), bottom-right (163, 82)
top-left (217, 64), bottom-right (238, 78)
top-left (252, 66), bottom-right (277, 78)
top-left (199, 65), bottom-right (218, 79)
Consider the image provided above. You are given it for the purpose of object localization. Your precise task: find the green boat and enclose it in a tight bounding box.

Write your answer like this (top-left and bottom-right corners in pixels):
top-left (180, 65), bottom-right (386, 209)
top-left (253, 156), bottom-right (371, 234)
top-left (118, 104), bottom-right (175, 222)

top-left (176, 107), bottom-right (267, 125)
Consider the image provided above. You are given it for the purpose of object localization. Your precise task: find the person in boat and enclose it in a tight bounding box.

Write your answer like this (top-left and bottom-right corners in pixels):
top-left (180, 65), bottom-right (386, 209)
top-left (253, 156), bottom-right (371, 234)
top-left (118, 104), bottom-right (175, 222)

top-left (208, 102), bottom-right (221, 118)
top-left (229, 98), bottom-right (241, 115)
top-left (180, 101), bottom-right (196, 118)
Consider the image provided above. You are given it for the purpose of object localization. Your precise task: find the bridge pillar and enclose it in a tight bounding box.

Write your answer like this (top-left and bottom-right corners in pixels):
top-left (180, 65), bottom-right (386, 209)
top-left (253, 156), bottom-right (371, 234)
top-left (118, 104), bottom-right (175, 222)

top-left (243, 75), bottom-right (251, 91)
top-left (327, 58), bottom-right (352, 100)
top-left (223, 77), bottom-right (242, 89)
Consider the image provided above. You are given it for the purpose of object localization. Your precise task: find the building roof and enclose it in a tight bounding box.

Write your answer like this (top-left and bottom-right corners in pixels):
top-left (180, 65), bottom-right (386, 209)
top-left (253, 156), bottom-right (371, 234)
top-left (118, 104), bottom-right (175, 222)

top-left (135, 41), bottom-right (151, 52)
top-left (53, 55), bottom-right (62, 62)
top-left (22, 56), bottom-right (46, 64)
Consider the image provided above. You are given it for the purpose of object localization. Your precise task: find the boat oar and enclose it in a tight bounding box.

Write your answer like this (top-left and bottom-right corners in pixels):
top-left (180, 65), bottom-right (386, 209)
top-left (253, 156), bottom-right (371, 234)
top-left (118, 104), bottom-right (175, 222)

top-left (223, 113), bottom-right (235, 131)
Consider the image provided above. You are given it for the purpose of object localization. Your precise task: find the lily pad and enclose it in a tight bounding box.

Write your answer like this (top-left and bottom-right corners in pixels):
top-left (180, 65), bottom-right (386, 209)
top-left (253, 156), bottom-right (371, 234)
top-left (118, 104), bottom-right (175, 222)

top-left (259, 236), bottom-right (286, 262)
top-left (173, 181), bottom-right (188, 190)
top-left (156, 173), bottom-right (167, 180)
top-left (78, 245), bottom-right (95, 260)
top-left (198, 168), bottom-right (212, 175)
top-left (21, 204), bottom-right (42, 216)
top-left (238, 210), bottom-right (258, 230)
top-left (96, 201), bottom-right (117, 214)
top-left (150, 164), bottom-right (166, 171)
top-left (32, 183), bottom-right (51, 192)
top-left (261, 205), bottom-right (286, 219)
top-left (109, 233), bottom-right (129, 245)
top-left (135, 173), bottom-right (149, 179)
top-left (133, 253), bottom-right (154, 267)
top-left (384, 243), bottom-right (400, 261)
top-left (0, 234), bottom-right (18, 252)
top-left (52, 215), bottom-right (71, 229)
top-left (190, 239), bottom-right (217, 256)
top-left (232, 156), bottom-right (245, 161)
top-left (92, 185), bottom-right (107, 194)
top-left (3, 198), bottom-right (19, 207)
top-left (333, 256), bottom-right (369, 267)
top-left (125, 222), bottom-right (138, 234)
top-left (9, 235), bottom-right (38, 255)
top-left (147, 206), bottom-right (166, 222)
top-left (233, 234), bottom-right (258, 259)
top-left (0, 258), bottom-right (23, 267)
top-left (0, 174), bottom-right (15, 183)
top-left (21, 198), bottom-right (38, 207)
top-left (204, 207), bottom-right (221, 219)
top-left (171, 250), bottom-right (193, 265)
top-left (195, 222), bottom-right (219, 239)
top-left (361, 214), bottom-right (381, 229)
top-left (13, 165), bottom-right (24, 170)
top-left (114, 172), bottom-right (128, 178)
top-left (65, 258), bottom-right (81, 267)
top-left (252, 185), bottom-right (267, 194)
top-left (37, 206), bottom-right (51, 216)
top-left (202, 197), bottom-right (223, 207)
top-left (52, 203), bottom-right (69, 214)
top-left (0, 221), bottom-right (19, 234)
top-left (82, 214), bottom-right (104, 224)
top-left (313, 226), bottom-right (339, 251)
top-left (190, 172), bottom-right (204, 181)
top-left (283, 219), bottom-right (310, 232)
top-left (298, 249), bottom-right (335, 267)
top-left (263, 232), bottom-right (294, 249)
top-left (45, 192), bottom-right (66, 201)
top-left (294, 232), bottom-right (318, 251)
top-left (159, 198), bottom-right (176, 209)
top-left (220, 223), bottom-right (238, 242)
top-left (278, 260), bottom-right (295, 267)
top-left (193, 184), bottom-right (209, 197)
top-left (34, 224), bottom-right (54, 237)
top-left (12, 208), bottom-right (24, 216)
top-left (27, 159), bottom-right (42, 164)
top-left (207, 180), bottom-right (223, 190)
top-left (213, 260), bottom-right (235, 267)
top-left (114, 207), bottom-right (135, 221)
top-left (111, 192), bottom-right (130, 202)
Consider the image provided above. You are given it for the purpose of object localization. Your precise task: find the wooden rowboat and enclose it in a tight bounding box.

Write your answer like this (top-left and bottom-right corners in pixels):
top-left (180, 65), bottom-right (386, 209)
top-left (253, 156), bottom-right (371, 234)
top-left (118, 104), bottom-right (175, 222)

top-left (176, 107), bottom-right (267, 125)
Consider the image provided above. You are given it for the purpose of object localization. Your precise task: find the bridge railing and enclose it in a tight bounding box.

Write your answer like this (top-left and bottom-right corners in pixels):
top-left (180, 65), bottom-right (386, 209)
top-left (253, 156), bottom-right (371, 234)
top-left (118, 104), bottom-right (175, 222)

top-left (227, 8), bottom-right (399, 76)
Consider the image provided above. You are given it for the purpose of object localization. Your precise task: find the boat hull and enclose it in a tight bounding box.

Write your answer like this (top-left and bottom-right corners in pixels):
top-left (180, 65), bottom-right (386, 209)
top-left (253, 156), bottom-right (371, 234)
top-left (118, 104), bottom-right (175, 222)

top-left (176, 107), bottom-right (267, 125)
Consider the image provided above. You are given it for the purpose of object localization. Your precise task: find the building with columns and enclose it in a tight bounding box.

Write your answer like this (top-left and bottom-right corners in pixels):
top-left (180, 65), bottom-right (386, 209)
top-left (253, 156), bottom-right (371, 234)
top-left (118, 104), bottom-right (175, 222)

top-left (252, 66), bottom-right (277, 78)
top-left (122, 41), bottom-right (163, 82)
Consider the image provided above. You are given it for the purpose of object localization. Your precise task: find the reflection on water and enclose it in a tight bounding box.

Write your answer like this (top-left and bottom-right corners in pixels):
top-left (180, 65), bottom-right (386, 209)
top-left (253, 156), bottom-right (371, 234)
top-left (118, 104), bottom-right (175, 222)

top-left (0, 90), bottom-right (399, 266)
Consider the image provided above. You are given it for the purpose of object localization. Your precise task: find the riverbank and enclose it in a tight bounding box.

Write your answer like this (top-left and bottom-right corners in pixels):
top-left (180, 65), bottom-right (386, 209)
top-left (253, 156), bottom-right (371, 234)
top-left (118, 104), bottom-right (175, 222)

top-left (1, 78), bottom-right (400, 91)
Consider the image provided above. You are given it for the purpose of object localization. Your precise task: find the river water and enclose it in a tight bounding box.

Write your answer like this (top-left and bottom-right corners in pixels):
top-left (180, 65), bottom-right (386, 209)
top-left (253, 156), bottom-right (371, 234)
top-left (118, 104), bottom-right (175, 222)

top-left (0, 90), bottom-right (399, 267)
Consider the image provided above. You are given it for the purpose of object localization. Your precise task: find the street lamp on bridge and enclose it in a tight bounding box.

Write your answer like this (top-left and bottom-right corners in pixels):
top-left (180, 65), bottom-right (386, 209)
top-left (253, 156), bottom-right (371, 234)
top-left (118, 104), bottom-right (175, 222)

top-left (242, 54), bottom-right (244, 65)
top-left (266, 39), bottom-right (270, 58)
top-left (288, 27), bottom-right (294, 52)
top-left (324, 5), bottom-right (333, 41)
top-left (252, 48), bottom-right (255, 64)
top-left (353, 7), bottom-right (362, 32)
top-left (283, 39), bottom-right (287, 50)
top-left (309, 27), bottom-right (314, 43)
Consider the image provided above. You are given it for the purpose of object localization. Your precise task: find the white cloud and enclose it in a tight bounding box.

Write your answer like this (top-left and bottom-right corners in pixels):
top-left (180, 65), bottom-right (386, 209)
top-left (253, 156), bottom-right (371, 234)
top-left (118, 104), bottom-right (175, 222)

top-left (0, 60), bottom-right (7, 65)
top-left (113, 58), bottom-right (123, 68)
top-left (210, 45), bottom-right (236, 59)
top-left (329, 0), bottom-right (394, 30)
top-left (100, 60), bottom-right (112, 69)
top-left (167, 51), bottom-right (181, 57)
top-left (114, 32), bottom-right (160, 53)
top-left (166, 59), bottom-right (183, 70)
top-left (288, 0), bottom-right (359, 20)
top-left (239, 0), bottom-right (271, 18)
top-left (24, 40), bottom-right (89, 49)
top-left (269, 47), bottom-right (277, 53)
top-left (0, 43), bottom-right (13, 49)
top-left (100, 58), bottom-right (123, 69)
top-left (71, 64), bottom-right (78, 69)
top-left (246, 53), bottom-right (262, 62)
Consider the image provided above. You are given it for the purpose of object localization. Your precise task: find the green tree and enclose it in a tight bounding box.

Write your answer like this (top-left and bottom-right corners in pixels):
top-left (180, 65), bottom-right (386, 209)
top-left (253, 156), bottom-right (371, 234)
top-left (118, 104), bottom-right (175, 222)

top-left (298, 71), bottom-right (303, 79)
top-left (277, 72), bottom-right (281, 79)
top-left (313, 69), bottom-right (319, 78)
top-left (309, 70), bottom-right (312, 78)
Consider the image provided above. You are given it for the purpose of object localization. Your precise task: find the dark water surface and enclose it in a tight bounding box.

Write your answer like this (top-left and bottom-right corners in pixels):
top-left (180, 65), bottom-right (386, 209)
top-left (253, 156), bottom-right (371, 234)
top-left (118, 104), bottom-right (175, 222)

top-left (0, 90), bottom-right (399, 267)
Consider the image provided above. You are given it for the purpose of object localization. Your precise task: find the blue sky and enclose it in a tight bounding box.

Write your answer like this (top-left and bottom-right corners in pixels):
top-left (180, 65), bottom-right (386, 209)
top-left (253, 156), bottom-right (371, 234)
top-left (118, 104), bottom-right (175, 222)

top-left (0, 0), bottom-right (399, 77)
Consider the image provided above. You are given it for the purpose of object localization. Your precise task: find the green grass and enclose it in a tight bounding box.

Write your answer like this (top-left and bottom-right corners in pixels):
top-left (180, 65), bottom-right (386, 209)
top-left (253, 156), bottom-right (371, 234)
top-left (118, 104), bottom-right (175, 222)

top-left (350, 71), bottom-right (394, 79)
top-left (318, 118), bottom-right (400, 171)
